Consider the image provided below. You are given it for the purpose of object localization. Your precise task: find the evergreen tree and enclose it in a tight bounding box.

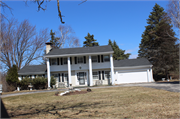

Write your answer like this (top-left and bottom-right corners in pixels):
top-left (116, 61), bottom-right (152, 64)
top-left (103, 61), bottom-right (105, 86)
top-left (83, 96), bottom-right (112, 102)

top-left (83, 33), bottom-right (99, 47)
top-left (108, 39), bottom-right (130, 60)
top-left (50, 29), bottom-right (60, 48)
top-left (138, 3), bottom-right (178, 79)
top-left (6, 64), bottom-right (19, 86)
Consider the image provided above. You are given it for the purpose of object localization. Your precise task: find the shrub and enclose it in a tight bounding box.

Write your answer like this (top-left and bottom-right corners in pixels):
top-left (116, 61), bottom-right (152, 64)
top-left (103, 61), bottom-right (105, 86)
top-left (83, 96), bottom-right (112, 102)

top-left (55, 92), bottom-right (59, 96)
top-left (6, 65), bottom-right (18, 88)
top-left (50, 76), bottom-right (56, 87)
top-left (20, 77), bottom-right (32, 90)
top-left (33, 77), bottom-right (47, 89)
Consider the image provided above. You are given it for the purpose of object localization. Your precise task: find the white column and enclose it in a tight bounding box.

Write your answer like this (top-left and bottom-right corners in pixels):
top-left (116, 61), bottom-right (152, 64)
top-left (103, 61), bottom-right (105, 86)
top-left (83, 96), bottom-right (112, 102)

top-left (18, 76), bottom-right (22, 81)
top-left (68, 57), bottom-right (72, 86)
top-left (89, 55), bottom-right (93, 86)
top-left (47, 58), bottom-right (51, 88)
top-left (147, 69), bottom-right (151, 82)
top-left (110, 54), bottom-right (115, 85)
top-left (150, 68), bottom-right (153, 82)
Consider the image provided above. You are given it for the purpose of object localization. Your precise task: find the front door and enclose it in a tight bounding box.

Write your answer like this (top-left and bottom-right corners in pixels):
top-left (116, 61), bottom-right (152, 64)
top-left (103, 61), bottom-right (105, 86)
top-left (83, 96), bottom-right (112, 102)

top-left (78, 72), bottom-right (85, 85)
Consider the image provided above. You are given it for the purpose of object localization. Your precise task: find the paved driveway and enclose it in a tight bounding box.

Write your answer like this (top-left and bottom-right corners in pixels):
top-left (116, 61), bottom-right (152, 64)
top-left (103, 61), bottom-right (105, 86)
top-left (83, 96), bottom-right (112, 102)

top-left (0, 81), bottom-right (179, 98)
top-left (116, 81), bottom-right (180, 92)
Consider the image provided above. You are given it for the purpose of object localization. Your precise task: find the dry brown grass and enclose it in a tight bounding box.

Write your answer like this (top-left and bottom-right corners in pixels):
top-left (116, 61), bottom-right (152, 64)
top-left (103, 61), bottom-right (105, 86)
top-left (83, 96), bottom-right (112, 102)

top-left (2, 86), bottom-right (180, 118)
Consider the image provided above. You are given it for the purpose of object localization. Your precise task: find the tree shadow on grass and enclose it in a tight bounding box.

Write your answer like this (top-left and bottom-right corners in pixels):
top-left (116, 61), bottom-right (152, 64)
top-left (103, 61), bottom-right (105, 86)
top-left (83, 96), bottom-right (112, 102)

top-left (8, 101), bottom-right (104, 118)
top-left (1, 98), bottom-right (10, 118)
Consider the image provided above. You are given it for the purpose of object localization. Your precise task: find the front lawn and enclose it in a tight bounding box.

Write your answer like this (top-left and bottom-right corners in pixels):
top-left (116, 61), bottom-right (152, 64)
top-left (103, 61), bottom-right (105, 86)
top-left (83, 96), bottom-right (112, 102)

top-left (2, 87), bottom-right (179, 118)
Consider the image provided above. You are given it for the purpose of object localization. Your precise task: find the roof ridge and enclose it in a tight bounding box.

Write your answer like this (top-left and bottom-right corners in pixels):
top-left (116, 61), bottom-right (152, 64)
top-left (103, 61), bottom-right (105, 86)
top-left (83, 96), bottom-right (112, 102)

top-left (52, 45), bottom-right (111, 50)
top-left (25, 64), bottom-right (46, 67)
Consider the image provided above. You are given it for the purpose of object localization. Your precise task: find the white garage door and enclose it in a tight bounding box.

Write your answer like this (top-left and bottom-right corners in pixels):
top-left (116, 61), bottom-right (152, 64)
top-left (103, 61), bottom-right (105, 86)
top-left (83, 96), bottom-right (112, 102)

top-left (116, 70), bottom-right (148, 84)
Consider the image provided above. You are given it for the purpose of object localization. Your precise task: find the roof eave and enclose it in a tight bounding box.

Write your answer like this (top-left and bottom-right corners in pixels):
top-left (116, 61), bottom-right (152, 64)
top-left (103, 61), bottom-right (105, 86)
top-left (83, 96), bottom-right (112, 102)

top-left (44, 51), bottom-right (114, 58)
top-left (18, 72), bottom-right (46, 75)
top-left (114, 65), bottom-right (153, 69)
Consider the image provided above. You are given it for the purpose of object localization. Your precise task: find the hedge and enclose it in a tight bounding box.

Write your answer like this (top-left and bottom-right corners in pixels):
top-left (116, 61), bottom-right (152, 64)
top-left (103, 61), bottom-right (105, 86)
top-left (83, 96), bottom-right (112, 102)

top-left (19, 76), bottom-right (56, 90)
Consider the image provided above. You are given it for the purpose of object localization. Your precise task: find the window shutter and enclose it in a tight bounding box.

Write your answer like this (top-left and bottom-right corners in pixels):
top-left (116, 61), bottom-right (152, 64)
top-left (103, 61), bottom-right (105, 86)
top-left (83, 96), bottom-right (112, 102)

top-left (84, 72), bottom-right (87, 79)
top-left (57, 58), bottom-right (59, 65)
top-left (102, 71), bottom-right (104, 80)
top-left (98, 55), bottom-right (100, 63)
top-left (75, 57), bottom-right (77, 64)
top-left (62, 73), bottom-right (64, 82)
top-left (61, 58), bottom-right (63, 65)
top-left (98, 71), bottom-right (101, 80)
top-left (101, 55), bottom-right (104, 62)
top-left (58, 73), bottom-right (60, 82)
top-left (49, 58), bottom-right (51, 65)
top-left (70, 57), bottom-right (72, 64)
top-left (84, 56), bottom-right (86, 64)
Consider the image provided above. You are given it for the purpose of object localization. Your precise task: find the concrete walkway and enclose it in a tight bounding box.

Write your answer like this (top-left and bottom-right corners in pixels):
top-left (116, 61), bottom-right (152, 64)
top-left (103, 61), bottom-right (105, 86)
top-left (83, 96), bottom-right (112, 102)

top-left (1, 82), bottom-right (179, 98)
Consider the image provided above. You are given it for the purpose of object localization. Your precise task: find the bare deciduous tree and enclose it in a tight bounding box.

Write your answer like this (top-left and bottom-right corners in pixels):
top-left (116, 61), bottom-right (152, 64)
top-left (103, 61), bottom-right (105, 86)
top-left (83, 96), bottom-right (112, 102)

top-left (167, 0), bottom-right (180, 29)
top-left (56, 25), bottom-right (80, 48)
top-left (166, 0), bottom-right (180, 40)
top-left (1, 0), bottom-right (87, 24)
top-left (29, 0), bottom-right (87, 24)
top-left (0, 18), bottom-right (49, 70)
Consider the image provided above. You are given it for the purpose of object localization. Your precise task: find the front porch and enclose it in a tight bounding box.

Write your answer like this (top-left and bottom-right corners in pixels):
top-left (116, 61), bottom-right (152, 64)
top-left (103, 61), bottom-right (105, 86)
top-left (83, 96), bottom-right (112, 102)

top-left (51, 69), bottom-right (112, 88)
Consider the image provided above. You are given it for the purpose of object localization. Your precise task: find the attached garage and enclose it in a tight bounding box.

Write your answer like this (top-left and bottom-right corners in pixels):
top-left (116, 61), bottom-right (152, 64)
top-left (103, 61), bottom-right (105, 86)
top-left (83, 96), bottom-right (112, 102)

top-left (113, 58), bottom-right (154, 84)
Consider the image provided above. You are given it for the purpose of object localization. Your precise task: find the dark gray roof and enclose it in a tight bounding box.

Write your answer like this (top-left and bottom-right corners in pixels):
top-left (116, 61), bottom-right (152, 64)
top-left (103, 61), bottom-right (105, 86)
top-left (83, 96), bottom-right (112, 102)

top-left (114, 58), bottom-right (152, 67)
top-left (45, 45), bottom-right (113, 56)
top-left (18, 65), bottom-right (46, 75)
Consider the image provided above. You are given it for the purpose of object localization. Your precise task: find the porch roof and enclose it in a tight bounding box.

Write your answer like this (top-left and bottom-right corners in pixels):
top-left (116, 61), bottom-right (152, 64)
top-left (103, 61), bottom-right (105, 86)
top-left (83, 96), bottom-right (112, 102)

top-left (18, 65), bottom-right (46, 75)
top-left (44, 45), bottom-right (113, 57)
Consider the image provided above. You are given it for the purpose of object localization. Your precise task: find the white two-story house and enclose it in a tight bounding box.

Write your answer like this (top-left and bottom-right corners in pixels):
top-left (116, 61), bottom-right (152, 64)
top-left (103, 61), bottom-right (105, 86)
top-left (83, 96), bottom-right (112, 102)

top-left (18, 43), bottom-right (154, 88)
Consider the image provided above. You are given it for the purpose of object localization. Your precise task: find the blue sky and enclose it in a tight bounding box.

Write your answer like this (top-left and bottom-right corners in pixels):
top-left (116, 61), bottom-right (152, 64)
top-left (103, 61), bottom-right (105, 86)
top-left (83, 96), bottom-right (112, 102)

top-left (3, 0), bottom-right (169, 60)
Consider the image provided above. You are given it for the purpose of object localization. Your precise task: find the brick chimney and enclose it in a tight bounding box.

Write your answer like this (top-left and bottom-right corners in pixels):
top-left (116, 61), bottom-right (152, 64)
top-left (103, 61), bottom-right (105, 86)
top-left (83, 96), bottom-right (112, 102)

top-left (45, 42), bottom-right (52, 54)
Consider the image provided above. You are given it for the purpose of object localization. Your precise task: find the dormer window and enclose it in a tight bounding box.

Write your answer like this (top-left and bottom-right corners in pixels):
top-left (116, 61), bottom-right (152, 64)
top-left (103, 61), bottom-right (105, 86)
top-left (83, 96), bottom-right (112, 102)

top-left (92, 56), bottom-right (98, 62)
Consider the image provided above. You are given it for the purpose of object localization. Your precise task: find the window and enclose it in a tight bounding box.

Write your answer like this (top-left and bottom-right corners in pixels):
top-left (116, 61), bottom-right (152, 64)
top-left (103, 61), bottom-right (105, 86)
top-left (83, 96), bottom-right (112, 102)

top-left (104, 55), bottom-right (110, 62)
top-left (64, 73), bottom-right (68, 82)
top-left (37, 75), bottom-right (43, 77)
top-left (93, 72), bottom-right (99, 80)
top-left (92, 56), bottom-right (98, 62)
top-left (78, 56), bottom-right (83, 64)
top-left (104, 71), bottom-right (111, 79)
top-left (51, 58), bottom-right (57, 65)
top-left (52, 73), bottom-right (59, 82)
top-left (63, 57), bottom-right (67, 64)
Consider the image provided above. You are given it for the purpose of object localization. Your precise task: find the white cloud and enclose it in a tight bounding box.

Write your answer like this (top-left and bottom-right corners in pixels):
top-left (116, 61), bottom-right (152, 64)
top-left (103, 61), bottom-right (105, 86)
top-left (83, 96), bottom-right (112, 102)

top-left (129, 54), bottom-right (138, 59)
top-left (125, 47), bottom-right (139, 54)
top-left (125, 49), bottom-right (133, 54)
